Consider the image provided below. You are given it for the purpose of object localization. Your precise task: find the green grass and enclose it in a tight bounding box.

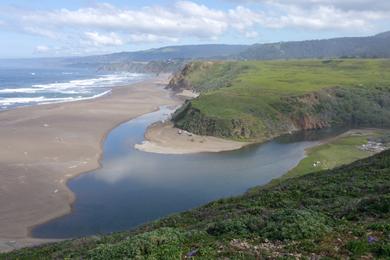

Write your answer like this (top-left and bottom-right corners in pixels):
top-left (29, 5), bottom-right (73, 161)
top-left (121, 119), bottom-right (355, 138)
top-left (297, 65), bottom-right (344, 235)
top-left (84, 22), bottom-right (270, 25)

top-left (3, 150), bottom-right (390, 259)
top-left (172, 59), bottom-right (390, 140)
top-left (189, 59), bottom-right (390, 117)
top-left (284, 129), bottom-right (390, 179)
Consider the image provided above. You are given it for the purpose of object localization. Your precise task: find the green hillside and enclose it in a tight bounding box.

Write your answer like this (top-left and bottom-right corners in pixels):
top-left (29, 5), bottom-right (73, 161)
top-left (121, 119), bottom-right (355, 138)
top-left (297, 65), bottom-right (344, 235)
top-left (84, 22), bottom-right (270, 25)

top-left (170, 59), bottom-right (390, 141)
top-left (3, 150), bottom-right (389, 259)
top-left (271, 130), bottom-right (390, 187)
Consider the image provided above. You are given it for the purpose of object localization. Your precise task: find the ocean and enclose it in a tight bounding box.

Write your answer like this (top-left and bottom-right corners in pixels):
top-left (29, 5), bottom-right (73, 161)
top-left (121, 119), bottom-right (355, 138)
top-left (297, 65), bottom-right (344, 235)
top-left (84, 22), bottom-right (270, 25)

top-left (0, 61), bottom-right (147, 110)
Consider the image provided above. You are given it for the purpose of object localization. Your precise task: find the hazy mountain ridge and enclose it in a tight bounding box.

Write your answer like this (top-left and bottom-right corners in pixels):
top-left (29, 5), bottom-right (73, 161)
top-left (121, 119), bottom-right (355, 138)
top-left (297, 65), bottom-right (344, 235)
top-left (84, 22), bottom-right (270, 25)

top-left (74, 31), bottom-right (390, 64)
top-left (5, 31), bottom-right (388, 73)
top-left (238, 31), bottom-right (390, 60)
top-left (96, 60), bottom-right (187, 74)
top-left (66, 31), bottom-right (390, 73)
top-left (67, 44), bottom-right (248, 65)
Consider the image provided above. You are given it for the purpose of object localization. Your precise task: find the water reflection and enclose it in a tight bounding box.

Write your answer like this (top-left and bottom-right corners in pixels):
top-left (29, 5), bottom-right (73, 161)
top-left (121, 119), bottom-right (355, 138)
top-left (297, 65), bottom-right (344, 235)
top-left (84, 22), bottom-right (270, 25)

top-left (32, 107), bottom-right (347, 238)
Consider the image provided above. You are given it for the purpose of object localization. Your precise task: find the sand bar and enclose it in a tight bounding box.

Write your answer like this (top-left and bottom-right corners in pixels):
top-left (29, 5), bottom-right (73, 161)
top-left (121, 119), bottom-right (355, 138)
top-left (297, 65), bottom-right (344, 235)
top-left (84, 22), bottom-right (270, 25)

top-left (135, 122), bottom-right (250, 154)
top-left (0, 74), bottom-right (179, 251)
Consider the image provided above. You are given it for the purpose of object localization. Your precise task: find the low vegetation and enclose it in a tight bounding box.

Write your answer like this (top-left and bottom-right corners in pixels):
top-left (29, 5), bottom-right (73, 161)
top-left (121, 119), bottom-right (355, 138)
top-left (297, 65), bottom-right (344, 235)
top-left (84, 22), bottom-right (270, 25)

top-left (170, 59), bottom-right (390, 141)
top-left (3, 149), bottom-right (390, 259)
top-left (283, 129), bottom-right (390, 180)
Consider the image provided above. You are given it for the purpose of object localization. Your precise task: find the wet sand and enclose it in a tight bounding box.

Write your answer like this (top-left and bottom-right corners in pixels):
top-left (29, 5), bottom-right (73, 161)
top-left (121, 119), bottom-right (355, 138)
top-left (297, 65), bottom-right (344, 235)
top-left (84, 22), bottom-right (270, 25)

top-left (0, 75), bottom-right (179, 251)
top-left (135, 122), bottom-right (250, 154)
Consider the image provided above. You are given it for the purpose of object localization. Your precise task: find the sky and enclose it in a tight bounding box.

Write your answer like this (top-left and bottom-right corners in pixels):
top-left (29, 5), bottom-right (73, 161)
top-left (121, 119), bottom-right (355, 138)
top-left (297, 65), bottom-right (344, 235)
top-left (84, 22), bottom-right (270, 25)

top-left (0, 0), bottom-right (389, 58)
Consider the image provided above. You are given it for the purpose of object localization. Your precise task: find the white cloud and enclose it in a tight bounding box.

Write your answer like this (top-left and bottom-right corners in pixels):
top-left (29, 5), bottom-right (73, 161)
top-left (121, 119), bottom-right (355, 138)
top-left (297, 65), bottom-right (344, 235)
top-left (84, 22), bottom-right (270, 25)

top-left (24, 26), bottom-right (58, 39)
top-left (20, 1), bottom-right (385, 37)
top-left (229, 0), bottom-right (390, 12)
top-left (129, 34), bottom-right (179, 44)
top-left (227, 0), bottom-right (389, 30)
top-left (262, 5), bottom-right (385, 30)
top-left (0, 0), bottom-right (388, 55)
top-left (20, 2), bottom-right (230, 39)
top-left (245, 31), bottom-right (259, 38)
top-left (84, 32), bottom-right (124, 46)
top-left (228, 6), bottom-right (263, 31)
top-left (34, 45), bottom-right (50, 53)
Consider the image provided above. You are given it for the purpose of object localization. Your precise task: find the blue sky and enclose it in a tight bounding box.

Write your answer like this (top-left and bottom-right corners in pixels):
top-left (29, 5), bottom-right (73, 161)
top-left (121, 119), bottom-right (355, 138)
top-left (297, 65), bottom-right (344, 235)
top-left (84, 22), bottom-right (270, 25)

top-left (0, 0), bottom-right (389, 58)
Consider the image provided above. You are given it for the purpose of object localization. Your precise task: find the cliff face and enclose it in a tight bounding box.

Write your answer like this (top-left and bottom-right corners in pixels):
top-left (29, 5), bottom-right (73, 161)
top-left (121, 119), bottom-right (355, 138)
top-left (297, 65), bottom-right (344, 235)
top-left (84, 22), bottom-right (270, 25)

top-left (167, 61), bottom-right (219, 92)
top-left (166, 63), bottom-right (193, 91)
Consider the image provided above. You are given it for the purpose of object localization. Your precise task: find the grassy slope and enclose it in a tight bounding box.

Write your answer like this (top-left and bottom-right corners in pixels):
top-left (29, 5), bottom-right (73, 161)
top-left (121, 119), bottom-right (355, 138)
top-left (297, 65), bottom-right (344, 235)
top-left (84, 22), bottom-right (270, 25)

top-left (284, 129), bottom-right (390, 179)
top-left (172, 59), bottom-right (390, 140)
top-left (3, 150), bottom-right (390, 259)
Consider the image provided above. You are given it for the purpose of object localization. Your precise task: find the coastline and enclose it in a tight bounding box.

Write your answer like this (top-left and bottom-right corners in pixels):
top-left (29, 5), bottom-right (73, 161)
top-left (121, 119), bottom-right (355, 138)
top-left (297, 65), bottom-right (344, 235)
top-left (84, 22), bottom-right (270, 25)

top-left (0, 74), bottom-right (180, 252)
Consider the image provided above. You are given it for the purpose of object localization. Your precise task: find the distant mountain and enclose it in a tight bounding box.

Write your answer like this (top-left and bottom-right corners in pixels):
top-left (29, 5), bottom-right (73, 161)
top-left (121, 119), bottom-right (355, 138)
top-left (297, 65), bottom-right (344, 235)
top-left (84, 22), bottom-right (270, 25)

top-left (67, 44), bottom-right (248, 66)
top-left (66, 31), bottom-right (390, 73)
top-left (238, 31), bottom-right (390, 60)
top-left (97, 60), bottom-right (187, 74)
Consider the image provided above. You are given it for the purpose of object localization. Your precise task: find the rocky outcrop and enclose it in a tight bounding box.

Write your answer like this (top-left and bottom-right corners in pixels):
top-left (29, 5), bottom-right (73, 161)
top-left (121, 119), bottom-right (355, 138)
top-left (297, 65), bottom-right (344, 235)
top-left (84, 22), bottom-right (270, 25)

top-left (294, 115), bottom-right (330, 130)
top-left (167, 61), bottom-right (220, 92)
top-left (167, 63), bottom-right (193, 91)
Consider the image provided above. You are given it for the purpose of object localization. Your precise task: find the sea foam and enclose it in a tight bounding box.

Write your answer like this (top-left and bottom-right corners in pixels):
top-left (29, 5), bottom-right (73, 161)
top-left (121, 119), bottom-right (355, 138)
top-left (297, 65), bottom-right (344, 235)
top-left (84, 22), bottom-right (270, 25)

top-left (0, 73), bottom-right (144, 109)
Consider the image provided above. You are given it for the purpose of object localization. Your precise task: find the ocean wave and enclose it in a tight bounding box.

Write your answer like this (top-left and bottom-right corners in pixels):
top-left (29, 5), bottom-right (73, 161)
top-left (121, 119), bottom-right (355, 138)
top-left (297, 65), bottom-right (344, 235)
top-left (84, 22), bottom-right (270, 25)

top-left (0, 90), bottom-right (112, 106)
top-left (0, 73), bottom-right (145, 95)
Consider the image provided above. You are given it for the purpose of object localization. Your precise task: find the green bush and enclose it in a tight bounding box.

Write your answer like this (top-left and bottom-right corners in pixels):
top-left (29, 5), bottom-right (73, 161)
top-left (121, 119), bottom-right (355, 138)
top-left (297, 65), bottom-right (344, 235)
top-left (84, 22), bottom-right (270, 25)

top-left (87, 228), bottom-right (185, 259)
top-left (372, 242), bottom-right (390, 258)
top-left (207, 219), bottom-right (249, 236)
top-left (347, 239), bottom-right (390, 258)
top-left (346, 240), bottom-right (370, 256)
top-left (262, 209), bottom-right (331, 240)
top-left (356, 195), bottom-right (390, 216)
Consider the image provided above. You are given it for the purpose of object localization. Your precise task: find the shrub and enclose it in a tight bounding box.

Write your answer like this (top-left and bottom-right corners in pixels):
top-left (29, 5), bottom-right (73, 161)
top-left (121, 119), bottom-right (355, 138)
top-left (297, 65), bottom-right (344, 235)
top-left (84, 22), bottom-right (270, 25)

top-left (372, 242), bottom-right (390, 258)
top-left (262, 209), bottom-right (331, 240)
top-left (87, 228), bottom-right (185, 259)
top-left (356, 195), bottom-right (390, 217)
top-left (207, 219), bottom-right (249, 236)
top-left (346, 240), bottom-right (370, 256)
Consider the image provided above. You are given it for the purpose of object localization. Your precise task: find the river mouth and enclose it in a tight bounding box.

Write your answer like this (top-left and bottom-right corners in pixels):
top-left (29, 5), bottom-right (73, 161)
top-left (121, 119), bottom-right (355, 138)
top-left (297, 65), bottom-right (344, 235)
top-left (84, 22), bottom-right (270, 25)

top-left (32, 106), bottom-right (347, 239)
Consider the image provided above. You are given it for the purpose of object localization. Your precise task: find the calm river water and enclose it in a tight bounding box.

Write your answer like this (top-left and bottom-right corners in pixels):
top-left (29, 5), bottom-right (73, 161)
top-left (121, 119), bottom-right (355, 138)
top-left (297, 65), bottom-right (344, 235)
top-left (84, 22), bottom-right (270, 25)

top-left (32, 107), bottom-right (346, 238)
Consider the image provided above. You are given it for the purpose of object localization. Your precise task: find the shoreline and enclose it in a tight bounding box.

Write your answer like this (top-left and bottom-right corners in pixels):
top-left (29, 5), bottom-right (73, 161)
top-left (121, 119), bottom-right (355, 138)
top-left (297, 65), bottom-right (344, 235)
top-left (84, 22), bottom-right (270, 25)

top-left (0, 74), bottom-right (180, 252)
top-left (25, 105), bottom-right (163, 237)
top-left (135, 122), bottom-right (251, 154)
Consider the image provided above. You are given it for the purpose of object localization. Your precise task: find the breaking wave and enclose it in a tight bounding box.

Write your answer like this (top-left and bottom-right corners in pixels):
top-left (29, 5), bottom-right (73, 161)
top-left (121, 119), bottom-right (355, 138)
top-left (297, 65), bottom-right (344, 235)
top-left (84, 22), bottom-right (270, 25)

top-left (0, 73), bottom-right (145, 109)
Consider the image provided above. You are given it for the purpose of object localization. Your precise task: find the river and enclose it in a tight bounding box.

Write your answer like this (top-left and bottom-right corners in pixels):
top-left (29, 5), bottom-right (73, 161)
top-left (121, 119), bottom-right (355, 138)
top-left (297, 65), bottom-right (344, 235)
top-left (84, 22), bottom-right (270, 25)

top-left (32, 106), bottom-right (346, 238)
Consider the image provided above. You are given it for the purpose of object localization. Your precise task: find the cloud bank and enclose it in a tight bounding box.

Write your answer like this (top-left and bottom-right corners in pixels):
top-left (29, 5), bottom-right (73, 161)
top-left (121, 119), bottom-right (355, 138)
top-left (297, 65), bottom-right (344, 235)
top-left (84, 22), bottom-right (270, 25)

top-left (0, 0), bottom-right (388, 55)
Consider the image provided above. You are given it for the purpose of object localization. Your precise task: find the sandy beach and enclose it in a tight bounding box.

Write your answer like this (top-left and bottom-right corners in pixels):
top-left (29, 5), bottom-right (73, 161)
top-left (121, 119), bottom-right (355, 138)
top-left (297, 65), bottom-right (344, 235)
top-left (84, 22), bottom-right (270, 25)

top-left (0, 74), bottom-right (180, 251)
top-left (135, 122), bottom-right (250, 154)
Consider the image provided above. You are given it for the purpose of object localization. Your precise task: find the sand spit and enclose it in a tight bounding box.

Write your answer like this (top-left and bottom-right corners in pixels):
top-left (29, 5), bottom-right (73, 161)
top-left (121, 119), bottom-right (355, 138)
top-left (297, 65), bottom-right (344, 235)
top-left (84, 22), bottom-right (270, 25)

top-left (135, 122), bottom-right (250, 154)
